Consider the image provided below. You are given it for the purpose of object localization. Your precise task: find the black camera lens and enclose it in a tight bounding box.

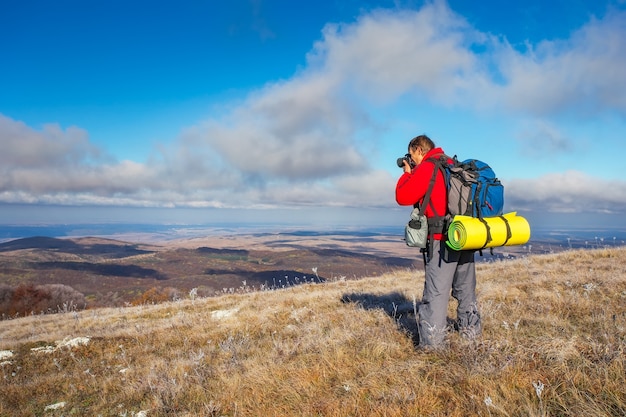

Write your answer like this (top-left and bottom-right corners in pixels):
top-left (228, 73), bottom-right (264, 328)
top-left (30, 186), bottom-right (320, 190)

top-left (397, 153), bottom-right (413, 168)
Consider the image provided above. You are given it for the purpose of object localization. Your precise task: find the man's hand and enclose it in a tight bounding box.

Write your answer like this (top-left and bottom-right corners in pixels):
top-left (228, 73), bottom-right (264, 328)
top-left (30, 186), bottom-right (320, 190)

top-left (403, 159), bottom-right (413, 174)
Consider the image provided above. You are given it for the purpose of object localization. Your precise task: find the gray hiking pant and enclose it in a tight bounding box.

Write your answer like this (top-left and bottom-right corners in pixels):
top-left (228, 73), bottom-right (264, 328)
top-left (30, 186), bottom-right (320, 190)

top-left (418, 240), bottom-right (481, 347)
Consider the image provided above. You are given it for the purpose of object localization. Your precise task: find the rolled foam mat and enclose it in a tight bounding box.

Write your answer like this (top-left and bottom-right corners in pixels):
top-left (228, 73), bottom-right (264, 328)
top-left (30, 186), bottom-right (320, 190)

top-left (446, 212), bottom-right (531, 251)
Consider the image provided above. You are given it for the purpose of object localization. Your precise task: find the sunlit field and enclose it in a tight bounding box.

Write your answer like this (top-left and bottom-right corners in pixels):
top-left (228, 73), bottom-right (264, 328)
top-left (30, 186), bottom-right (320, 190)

top-left (1, 247), bottom-right (624, 416)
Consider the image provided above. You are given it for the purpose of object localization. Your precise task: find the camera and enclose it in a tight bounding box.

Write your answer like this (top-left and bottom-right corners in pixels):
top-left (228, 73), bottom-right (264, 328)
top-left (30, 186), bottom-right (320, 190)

top-left (396, 153), bottom-right (415, 169)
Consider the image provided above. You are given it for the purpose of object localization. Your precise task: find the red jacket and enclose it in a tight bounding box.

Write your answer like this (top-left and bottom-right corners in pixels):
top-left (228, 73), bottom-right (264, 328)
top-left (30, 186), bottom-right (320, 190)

top-left (395, 147), bottom-right (448, 240)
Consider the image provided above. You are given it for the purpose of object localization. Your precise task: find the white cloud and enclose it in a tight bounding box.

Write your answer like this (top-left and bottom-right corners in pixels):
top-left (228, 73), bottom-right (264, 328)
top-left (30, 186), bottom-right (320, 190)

top-left (494, 8), bottom-right (626, 116)
top-left (308, 3), bottom-right (483, 104)
top-left (0, 115), bottom-right (104, 168)
top-left (0, 113), bottom-right (393, 208)
top-left (193, 74), bottom-right (367, 180)
top-left (506, 171), bottom-right (626, 214)
top-left (302, 2), bottom-right (626, 117)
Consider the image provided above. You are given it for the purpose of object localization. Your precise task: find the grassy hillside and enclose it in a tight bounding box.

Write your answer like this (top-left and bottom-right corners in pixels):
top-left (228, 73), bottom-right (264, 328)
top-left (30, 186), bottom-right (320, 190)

top-left (0, 247), bottom-right (624, 416)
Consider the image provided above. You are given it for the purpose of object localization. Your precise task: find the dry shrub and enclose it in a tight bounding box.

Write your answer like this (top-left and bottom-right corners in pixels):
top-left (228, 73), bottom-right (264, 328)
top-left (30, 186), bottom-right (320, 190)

top-left (0, 283), bottom-right (86, 317)
top-left (130, 287), bottom-right (181, 306)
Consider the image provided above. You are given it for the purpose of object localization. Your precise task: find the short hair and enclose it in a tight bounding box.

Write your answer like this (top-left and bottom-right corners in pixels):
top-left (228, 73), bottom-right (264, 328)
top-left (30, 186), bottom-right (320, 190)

top-left (408, 134), bottom-right (435, 153)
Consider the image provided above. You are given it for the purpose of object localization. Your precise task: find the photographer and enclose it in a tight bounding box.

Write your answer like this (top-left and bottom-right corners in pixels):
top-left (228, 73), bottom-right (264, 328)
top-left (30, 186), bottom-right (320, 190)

top-left (395, 134), bottom-right (481, 348)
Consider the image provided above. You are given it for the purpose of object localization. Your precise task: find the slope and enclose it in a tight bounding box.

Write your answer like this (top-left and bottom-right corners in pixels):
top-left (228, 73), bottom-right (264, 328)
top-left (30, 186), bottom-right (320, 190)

top-left (0, 247), bottom-right (624, 416)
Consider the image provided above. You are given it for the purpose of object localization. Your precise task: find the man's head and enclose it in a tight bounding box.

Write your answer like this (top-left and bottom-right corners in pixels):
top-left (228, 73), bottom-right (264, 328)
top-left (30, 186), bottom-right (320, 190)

top-left (408, 134), bottom-right (435, 165)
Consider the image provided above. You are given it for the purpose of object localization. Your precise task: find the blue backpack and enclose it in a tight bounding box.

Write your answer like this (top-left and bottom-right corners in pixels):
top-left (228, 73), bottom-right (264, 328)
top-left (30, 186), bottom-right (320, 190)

top-left (443, 156), bottom-right (504, 218)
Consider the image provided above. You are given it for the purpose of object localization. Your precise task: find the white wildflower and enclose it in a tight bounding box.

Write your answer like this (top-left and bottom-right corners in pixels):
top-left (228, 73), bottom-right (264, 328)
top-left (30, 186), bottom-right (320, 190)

top-left (0, 350), bottom-right (13, 361)
top-left (484, 396), bottom-right (493, 407)
top-left (58, 337), bottom-right (90, 349)
top-left (44, 402), bottom-right (66, 411)
top-left (31, 345), bottom-right (56, 354)
top-left (533, 380), bottom-right (545, 398)
top-left (31, 337), bottom-right (90, 354)
top-left (211, 308), bottom-right (238, 320)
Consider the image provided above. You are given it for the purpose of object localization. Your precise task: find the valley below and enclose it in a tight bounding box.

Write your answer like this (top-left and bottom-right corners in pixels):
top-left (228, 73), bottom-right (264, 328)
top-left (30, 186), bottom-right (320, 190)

top-left (0, 232), bottom-right (421, 308)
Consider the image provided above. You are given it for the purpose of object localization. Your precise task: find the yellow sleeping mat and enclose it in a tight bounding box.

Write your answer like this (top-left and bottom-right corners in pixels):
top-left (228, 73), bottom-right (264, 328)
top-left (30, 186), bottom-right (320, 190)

top-left (446, 212), bottom-right (531, 251)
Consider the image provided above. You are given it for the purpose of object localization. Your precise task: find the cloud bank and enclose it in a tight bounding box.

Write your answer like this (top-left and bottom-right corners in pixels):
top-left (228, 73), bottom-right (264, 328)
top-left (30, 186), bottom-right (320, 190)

top-left (1, 1), bottom-right (625, 217)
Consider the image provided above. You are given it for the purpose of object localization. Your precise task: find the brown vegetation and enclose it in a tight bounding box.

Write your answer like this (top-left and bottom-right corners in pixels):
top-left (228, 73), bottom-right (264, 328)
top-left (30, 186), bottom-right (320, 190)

top-left (0, 283), bottom-right (86, 317)
top-left (0, 247), bottom-right (624, 416)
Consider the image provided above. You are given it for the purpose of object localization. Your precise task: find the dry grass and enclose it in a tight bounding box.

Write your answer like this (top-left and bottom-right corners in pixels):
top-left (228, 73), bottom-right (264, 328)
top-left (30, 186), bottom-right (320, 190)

top-left (0, 247), bottom-right (624, 416)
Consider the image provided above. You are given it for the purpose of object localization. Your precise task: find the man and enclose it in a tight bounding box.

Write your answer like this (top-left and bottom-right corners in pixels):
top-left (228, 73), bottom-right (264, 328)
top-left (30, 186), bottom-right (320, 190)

top-left (395, 134), bottom-right (481, 348)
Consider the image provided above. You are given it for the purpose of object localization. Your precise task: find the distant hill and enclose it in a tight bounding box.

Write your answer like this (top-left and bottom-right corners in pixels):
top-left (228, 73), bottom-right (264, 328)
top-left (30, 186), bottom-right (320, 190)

top-left (0, 236), bottom-right (79, 251)
top-left (0, 236), bottom-right (158, 257)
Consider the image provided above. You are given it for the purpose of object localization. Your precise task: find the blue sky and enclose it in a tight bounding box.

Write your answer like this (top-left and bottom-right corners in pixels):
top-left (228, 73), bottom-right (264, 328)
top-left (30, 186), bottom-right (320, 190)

top-left (1, 0), bottom-right (625, 229)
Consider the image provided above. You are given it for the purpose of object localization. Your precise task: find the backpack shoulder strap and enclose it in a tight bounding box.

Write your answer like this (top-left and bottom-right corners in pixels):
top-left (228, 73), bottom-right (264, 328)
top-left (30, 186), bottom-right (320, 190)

top-left (419, 154), bottom-right (451, 261)
top-left (417, 154), bottom-right (449, 218)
